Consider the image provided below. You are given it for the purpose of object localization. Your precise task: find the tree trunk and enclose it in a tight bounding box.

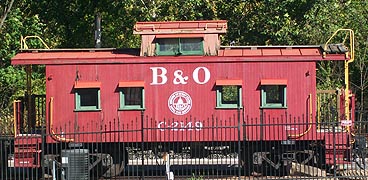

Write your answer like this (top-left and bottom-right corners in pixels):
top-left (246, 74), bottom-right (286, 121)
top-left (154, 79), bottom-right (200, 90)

top-left (0, 0), bottom-right (15, 30)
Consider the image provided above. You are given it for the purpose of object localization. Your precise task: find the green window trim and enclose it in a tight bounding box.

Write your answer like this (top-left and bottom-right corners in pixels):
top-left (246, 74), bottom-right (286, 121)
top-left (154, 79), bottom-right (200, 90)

top-left (119, 88), bottom-right (145, 110)
top-left (216, 86), bottom-right (243, 109)
top-left (260, 85), bottom-right (287, 109)
top-left (156, 38), bottom-right (204, 56)
top-left (74, 88), bottom-right (101, 111)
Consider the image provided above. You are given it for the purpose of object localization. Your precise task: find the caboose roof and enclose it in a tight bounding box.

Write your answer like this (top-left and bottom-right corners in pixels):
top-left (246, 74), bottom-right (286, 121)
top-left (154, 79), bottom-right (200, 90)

top-left (11, 45), bottom-right (349, 65)
top-left (133, 20), bottom-right (227, 35)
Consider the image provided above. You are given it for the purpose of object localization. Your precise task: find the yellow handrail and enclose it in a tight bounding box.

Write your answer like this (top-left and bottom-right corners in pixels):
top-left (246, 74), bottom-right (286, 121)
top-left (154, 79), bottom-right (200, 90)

top-left (323, 29), bottom-right (354, 129)
top-left (288, 94), bottom-right (313, 138)
top-left (324, 29), bottom-right (354, 62)
top-left (13, 100), bottom-right (21, 137)
top-left (21, 35), bottom-right (50, 49)
top-left (49, 97), bottom-right (74, 142)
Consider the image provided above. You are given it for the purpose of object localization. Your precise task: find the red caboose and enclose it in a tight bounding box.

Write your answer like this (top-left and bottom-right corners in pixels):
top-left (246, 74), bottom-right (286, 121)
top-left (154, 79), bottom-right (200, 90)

top-left (11, 20), bottom-right (354, 177)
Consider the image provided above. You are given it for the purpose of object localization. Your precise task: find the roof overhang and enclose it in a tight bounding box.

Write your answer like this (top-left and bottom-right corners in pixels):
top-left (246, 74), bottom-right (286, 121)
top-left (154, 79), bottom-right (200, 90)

top-left (11, 51), bottom-right (348, 65)
top-left (260, 79), bottom-right (287, 85)
top-left (216, 80), bottom-right (243, 86)
top-left (134, 20), bottom-right (227, 35)
top-left (11, 46), bottom-right (349, 65)
top-left (74, 81), bottom-right (101, 88)
top-left (118, 81), bottom-right (145, 87)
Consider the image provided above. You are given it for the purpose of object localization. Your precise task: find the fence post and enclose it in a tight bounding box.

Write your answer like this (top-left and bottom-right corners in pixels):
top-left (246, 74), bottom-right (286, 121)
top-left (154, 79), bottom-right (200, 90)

top-left (41, 129), bottom-right (45, 180)
top-left (0, 137), bottom-right (6, 179)
top-left (141, 110), bottom-right (145, 180)
top-left (333, 122), bottom-right (337, 178)
top-left (237, 108), bottom-right (241, 180)
top-left (165, 153), bottom-right (174, 180)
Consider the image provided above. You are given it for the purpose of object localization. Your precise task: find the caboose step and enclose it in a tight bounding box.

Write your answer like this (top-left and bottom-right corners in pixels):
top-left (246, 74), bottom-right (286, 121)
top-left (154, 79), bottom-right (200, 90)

top-left (326, 159), bottom-right (350, 165)
top-left (326, 153), bottom-right (349, 165)
top-left (325, 145), bottom-right (351, 150)
top-left (13, 134), bottom-right (42, 168)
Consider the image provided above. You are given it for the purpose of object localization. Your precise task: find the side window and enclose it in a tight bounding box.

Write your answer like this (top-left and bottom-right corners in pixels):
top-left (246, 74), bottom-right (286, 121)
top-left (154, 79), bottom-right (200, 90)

top-left (119, 81), bottom-right (145, 110)
top-left (74, 82), bottom-right (101, 111)
top-left (260, 79), bottom-right (287, 108)
top-left (156, 38), bottom-right (203, 56)
top-left (215, 80), bottom-right (243, 109)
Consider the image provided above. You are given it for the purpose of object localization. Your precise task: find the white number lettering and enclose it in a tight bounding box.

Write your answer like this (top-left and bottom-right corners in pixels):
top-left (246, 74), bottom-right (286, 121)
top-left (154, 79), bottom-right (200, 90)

top-left (157, 121), bottom-right (203, 131)
top-left (171, 122), bottom-right (179, 131)
top-left (157, 122), bottom-right (166, 131)
top-left (185, 122), bottom-right (193, 131)
top-left (195, 122), bottom-right (203, 131)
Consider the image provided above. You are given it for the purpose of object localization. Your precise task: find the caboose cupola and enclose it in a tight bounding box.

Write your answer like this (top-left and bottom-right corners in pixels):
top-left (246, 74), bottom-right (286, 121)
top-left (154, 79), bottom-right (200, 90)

top-left (133, 20), bottom-right (227, 56)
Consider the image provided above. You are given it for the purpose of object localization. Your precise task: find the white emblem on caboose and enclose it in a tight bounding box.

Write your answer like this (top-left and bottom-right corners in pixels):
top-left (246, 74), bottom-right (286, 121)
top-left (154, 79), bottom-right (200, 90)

top-left (168, 91), bottom-right (192, 115)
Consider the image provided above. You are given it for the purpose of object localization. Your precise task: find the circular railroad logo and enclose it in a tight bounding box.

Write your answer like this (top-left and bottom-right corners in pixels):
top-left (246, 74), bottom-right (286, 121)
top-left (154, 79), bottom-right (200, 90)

top-left (168, 91), bottom-right (192, 115)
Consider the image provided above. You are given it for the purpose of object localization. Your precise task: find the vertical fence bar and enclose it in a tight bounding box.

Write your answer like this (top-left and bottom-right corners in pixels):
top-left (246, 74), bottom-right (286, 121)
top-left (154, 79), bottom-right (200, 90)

top-left (333, 123), bottom-right (337, 179)
top-left (41, 129), bottom-right (45, 180)
top-left (237, 108), bottom-right (241, 180)
top-left (141, 110), bottom-right (145, 180)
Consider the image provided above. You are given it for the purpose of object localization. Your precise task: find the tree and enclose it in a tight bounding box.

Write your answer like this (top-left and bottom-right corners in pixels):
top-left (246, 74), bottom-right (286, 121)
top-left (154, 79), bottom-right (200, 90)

top-left (301, 1), bottom-right (368, 115)
top-left (0, 2), bottom-right (48, 134)
top-left (0, 0), bottom-right (15, 30)
top-left (1, 0), bottom-right (368, 130)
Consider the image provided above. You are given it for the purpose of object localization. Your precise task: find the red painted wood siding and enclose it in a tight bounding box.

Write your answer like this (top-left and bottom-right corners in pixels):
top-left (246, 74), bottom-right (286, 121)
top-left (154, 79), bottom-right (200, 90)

top-left (45, 59), bottom-right (316, 143)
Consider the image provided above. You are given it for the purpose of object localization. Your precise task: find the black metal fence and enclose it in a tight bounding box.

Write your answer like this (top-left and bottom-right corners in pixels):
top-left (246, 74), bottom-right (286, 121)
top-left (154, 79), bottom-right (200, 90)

top-left (1, 113), bottom-right (368, 180)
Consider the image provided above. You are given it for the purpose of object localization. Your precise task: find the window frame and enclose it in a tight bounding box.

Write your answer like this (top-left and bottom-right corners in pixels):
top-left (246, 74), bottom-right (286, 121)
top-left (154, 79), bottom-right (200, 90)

top-left (215, 80), bottom-right (243, 109)
top-left (260, 79), bottom-right (287, 109)
top-left (155, 37), bottom-right (204, 56)
top-left (118, 81), bottom-right (145, 110)
top-left (74, 82), bottom-right (101, 112)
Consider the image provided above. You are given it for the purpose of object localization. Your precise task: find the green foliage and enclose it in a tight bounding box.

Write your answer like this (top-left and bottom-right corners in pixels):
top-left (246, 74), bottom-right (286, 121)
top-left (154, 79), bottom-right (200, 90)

top-left (187, 173), bottom-right (204, 180)
top-left (222, 86), bottom-right (238, 102)
top-left (300, 1), bottom-right (368, 98)
top-left (1, 7), bottom-right (47, 66)
top-left (0, 66), bottom-right (25, 108)
top-left (1, 0), bottom-right (368, 128)
top-left (213, 0), bottom-right (314, 45)
top-left (0, 66), bottom-right (24, 134)
top-left (0, 5), bottom-right (46, 105)
top-left (0, 2), bottom-right (48, 133)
